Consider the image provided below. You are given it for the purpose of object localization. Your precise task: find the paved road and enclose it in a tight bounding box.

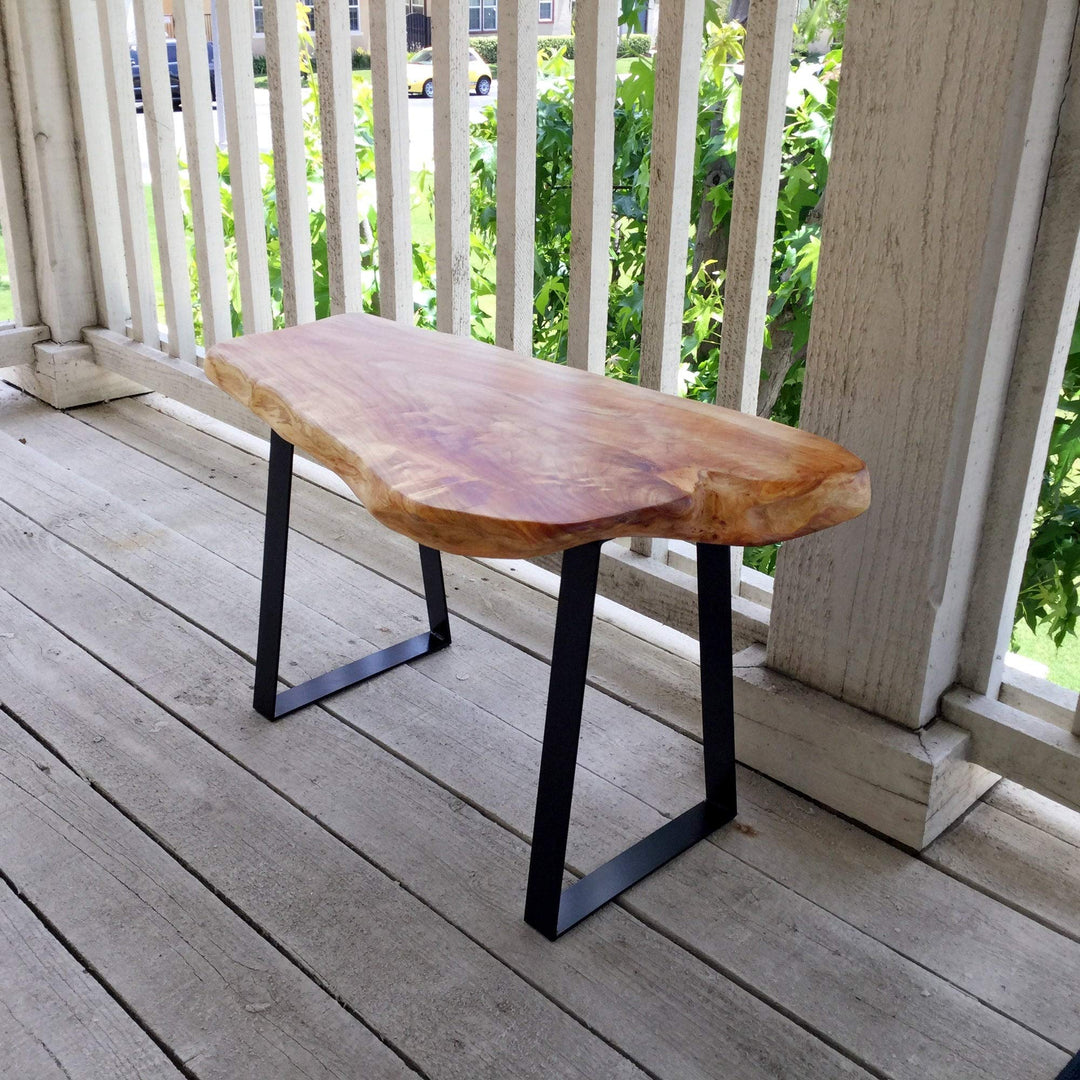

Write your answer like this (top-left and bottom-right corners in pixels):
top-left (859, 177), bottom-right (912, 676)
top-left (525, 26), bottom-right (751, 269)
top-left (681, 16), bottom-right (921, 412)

top-left (137, 83), bottom-right (499, 180)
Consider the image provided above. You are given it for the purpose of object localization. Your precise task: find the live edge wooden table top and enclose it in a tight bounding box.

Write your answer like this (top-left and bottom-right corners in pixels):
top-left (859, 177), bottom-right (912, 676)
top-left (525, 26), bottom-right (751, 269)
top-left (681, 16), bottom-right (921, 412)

top-left (205, 312), bottom-right (870, 559)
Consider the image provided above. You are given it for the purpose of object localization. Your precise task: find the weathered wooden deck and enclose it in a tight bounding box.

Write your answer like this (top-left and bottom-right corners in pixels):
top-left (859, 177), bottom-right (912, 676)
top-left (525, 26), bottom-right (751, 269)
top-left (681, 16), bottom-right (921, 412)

top-left (1, 381), bottom-right (1078, 1080)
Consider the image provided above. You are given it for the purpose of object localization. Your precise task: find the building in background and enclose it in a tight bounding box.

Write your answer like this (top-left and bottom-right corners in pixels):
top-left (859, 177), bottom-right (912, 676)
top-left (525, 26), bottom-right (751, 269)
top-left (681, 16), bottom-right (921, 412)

top-left (405, 0), bottom-right (573, 39)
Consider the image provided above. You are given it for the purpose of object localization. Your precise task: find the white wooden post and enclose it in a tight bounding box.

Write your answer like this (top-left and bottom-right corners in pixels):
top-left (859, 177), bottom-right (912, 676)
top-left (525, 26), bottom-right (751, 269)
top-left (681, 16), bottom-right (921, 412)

top-left (313, 0), bottom-right (364, 316)
top-left (495, 0), bottom-right (538, 355)
top-left (630, 0), bottom-right (704, 563)
top-left (960, 17), bottom-right (1080, 703)
top-left (264, 0), bottom-right (317, 328)
top-left (767, 0), bottom-right (1075, 732)
top-left (96, 0), bottom-right (159, 347)
top-left (61, 0), bottom-right (129, 335)
top-left (0, 0), bottom-right (144, 407)
top-left (132, 0), bottom-right (198, 361)
top-left (715, 0), bottom-right (795, 414)
top-left (175, 0), bottom-right (234, 346)
top-left (710, 0), bottom-right (796, 589)
top-left (368, 0), bottom-right (413, 323)
top-left (567, 0), bottom-right (618, 373)
top-left (432, 0), bottom-right (471, 336)
top-left (0, 2), bottom-right (40, 328)
top-left (217, 0), bottom-right (274, 333)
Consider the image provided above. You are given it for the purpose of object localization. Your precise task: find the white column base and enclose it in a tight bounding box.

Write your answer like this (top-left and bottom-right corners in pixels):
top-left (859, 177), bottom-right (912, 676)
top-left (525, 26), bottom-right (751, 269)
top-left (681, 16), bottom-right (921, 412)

top-left (734, 644), bottom-right (999, 849)
top-left (6, 341), bottom-right (147, 410)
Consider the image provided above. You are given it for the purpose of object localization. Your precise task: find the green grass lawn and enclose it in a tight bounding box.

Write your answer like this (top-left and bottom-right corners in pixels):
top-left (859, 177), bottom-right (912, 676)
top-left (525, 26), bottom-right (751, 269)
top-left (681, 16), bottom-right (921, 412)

top-left (1011, 622), bottom-right (1080, 690)
top-left (0, 226), bottom-right (12, 323)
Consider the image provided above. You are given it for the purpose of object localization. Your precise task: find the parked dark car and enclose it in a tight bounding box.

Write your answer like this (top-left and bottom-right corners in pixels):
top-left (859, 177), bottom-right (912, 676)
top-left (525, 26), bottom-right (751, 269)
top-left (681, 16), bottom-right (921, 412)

top-left (131, 39), bottom-right (215, 111)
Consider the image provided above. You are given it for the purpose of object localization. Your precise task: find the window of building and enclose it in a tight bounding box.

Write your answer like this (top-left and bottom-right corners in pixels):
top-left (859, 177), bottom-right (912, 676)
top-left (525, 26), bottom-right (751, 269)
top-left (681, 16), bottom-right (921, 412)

top-left (539, 0), bottom-right (554, 22)
top-left (468, 0), bottom-right (497, 32)
top-left (253, 1), bottom-right (357, 35)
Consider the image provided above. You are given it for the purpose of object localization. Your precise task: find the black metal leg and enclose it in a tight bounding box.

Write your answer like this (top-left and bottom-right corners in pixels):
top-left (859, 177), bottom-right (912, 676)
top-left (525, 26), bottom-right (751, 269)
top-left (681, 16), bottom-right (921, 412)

top-left (253, 432), bottom-right (451, 721)
top-left (253, 431), bottom-right (294, 718)
top-left (697, 542), bottom-right (738, 818)
top-left (524, 540), bottom-right (737, 940)
top-left (524, 540), bottom-right (602, 939)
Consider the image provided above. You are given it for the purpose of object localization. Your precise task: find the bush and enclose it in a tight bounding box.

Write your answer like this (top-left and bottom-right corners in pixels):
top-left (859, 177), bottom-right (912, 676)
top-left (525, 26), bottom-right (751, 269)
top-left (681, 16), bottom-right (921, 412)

top-left (474, 35), bottom-right (585, 64)
top-left (617, 34), bottom-right (652, 58)
top-left (252, 55), bottom-right (267, 77)
top-left (538, 35), bottom-right (574, 59)
top-left (471, 36), bottom-right (498, 63)
top-left (352, 49), bottom-right (370, 70)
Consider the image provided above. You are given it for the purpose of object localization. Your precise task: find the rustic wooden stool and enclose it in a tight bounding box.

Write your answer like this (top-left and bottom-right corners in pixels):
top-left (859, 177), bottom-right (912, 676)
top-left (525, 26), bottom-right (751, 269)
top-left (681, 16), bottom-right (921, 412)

top-left (206, 313), bottom-right (869, 939)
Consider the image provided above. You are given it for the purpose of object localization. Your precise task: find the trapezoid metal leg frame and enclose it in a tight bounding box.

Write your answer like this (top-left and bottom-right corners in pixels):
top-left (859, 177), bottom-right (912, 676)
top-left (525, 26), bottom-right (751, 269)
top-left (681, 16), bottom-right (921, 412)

top-left (253, 430), bottom-right (451, 721)
top-left (523, 540), bottom-right (737, 940)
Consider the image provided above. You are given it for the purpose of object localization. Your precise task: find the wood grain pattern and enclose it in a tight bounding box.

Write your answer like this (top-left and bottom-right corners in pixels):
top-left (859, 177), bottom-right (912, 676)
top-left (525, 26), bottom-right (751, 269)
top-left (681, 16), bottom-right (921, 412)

top-left (205, 313), bottom-right (869, 557)
top-left (0, 881), bottom-right (184, 1080)
top-left (0, 704), bottom-right (419, 1080)
top-left (4, 0), bottom-right (97, 342)
top-left (924, 800), bottom-right (1080, 943)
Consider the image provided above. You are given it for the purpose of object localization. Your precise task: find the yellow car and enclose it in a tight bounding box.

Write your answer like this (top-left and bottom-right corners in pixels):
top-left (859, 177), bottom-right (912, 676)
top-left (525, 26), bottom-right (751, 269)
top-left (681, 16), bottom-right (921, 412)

top-left (406, 47), bottom-right (492, 98)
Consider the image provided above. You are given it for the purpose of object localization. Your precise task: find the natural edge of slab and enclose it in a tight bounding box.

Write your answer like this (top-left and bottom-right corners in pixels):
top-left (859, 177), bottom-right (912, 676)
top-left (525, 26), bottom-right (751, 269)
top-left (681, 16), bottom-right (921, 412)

top-left (206, 315), bottom-right (870, 559)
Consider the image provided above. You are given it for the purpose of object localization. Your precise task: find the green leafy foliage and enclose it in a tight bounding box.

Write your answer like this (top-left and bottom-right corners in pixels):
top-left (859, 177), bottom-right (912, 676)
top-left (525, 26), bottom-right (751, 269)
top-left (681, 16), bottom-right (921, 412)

top-left (536, 35), bottom-right (576, 59)
top-left (471, 36), bottom-right (581, 63)
top-left (795, 0), bottom-right (848, 48)
top-left (470, 37), bottom-right (499, 63)
top-left (617, 35), bottom-right (652, 58)
top-left (1015, 327), bottom-right (1080, 645)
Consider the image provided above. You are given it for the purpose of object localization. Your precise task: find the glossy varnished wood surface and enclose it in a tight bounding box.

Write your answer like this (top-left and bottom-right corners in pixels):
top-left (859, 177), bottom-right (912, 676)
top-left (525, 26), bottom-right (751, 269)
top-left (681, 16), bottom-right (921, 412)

top-left (205, 313), bottom-right (870, 558)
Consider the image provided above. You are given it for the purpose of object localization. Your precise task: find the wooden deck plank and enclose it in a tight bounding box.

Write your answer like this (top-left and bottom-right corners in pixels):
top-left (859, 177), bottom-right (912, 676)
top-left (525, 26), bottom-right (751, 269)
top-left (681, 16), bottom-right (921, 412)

top-left (0, 711), bottom-right (418, 1080)
top-left (0, 584), bottom-right (646, 1080)
top-left (0, 881), bottom-right (184, 1080)
top-left (0, 409), bottom-right (1067, 1079)
top-left (12, 394), bottom-right (1080, 1053)
top-left (924, 802), bottom-right (1080, 943)
top-left (725, 768), bottom-right (1080, 1052)
top-left (986, 778), bottom-right (1080, 850)
top-left (0, 403), bottom-right (867, 1080)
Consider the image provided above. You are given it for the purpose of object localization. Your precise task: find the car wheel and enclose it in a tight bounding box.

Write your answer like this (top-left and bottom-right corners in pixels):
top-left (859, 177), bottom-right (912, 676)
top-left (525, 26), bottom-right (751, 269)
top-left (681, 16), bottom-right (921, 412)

top-left (476, 75), bottom-right (491, 96)
top-left (423, 79), bottom-right (434, 98)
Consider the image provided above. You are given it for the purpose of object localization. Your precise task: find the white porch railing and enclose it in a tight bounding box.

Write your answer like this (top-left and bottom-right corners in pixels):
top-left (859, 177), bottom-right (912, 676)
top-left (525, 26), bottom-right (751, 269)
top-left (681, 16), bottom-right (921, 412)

top-left (0, 0), bottom-right (1077, 844)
